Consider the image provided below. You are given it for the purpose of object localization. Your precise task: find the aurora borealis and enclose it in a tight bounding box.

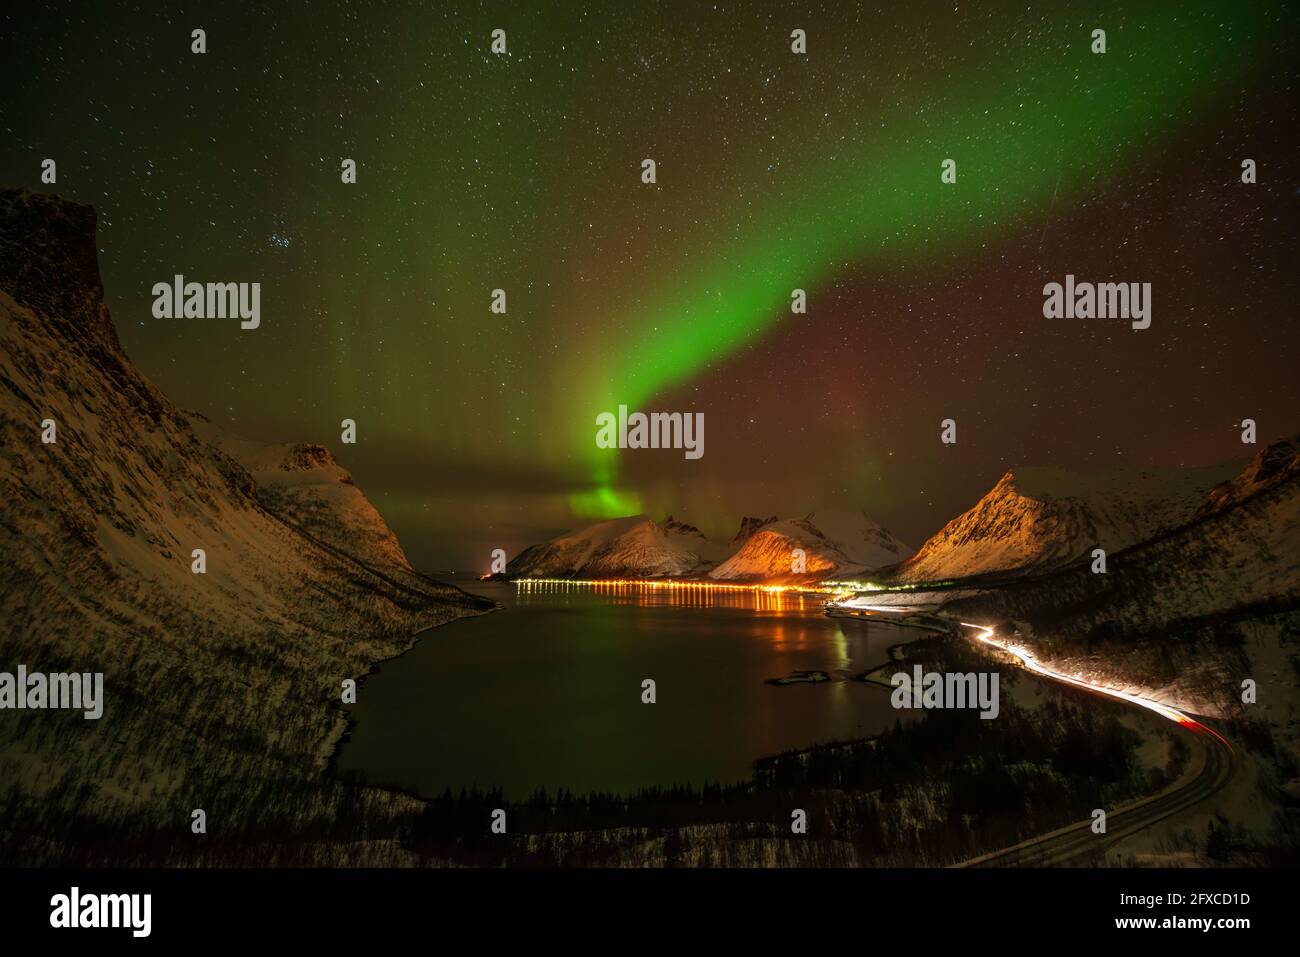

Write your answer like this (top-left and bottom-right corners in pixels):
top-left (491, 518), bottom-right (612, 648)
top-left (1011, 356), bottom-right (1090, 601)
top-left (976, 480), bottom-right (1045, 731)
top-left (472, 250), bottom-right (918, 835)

top-left (3, 0), bottom-right (1297, 569)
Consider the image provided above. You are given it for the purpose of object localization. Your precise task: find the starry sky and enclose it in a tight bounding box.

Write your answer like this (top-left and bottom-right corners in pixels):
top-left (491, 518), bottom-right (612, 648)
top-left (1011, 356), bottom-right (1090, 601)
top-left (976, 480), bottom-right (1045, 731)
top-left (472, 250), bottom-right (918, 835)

top-left (3, 0), bottom-right (1298, 571)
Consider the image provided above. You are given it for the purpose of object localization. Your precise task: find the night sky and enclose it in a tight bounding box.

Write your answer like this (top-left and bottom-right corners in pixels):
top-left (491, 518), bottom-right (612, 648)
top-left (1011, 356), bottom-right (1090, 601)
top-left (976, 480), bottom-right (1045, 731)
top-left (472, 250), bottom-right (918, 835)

top-left (3, 1), bottom-right (1297, 571)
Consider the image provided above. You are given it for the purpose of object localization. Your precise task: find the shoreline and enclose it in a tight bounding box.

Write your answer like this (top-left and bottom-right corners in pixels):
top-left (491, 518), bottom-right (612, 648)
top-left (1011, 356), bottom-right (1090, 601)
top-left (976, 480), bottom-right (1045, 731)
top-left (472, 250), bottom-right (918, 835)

top-left (323, 585), bottom-right (929, 804)
top-left (322, 588), bottom-right (501, 779)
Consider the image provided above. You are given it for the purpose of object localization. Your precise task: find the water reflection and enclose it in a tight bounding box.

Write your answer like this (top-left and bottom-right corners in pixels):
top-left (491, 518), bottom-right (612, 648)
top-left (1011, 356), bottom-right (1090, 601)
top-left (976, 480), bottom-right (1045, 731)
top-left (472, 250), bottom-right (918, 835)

top-left (513, 578), bottom-right (827, 614)
top-left (337, 580), bottom-right (917, 798)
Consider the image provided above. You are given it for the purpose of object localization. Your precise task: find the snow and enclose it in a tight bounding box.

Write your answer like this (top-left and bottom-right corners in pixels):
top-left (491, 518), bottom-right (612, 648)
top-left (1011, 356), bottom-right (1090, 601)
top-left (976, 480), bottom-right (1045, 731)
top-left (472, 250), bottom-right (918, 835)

top-left (509, 509), bottom-right (909, 582)
top-left (189, 416), bottom-right (416, 573)
top-left (709, 511), bottom-right (910, 582)
top-left (508, 514), bottom-right (729, 579)
top-left (894, 461), bottom-right (1242, 583)
top-left (0, 188), bottom-right (488, 838)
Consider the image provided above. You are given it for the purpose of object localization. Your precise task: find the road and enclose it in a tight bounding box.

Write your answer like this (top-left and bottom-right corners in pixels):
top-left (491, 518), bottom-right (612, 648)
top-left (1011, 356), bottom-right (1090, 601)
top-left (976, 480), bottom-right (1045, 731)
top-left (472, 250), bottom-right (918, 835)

top-left (952, 622), bottom-right (1236, 865)
top-left (959, 725), bottom-right (1233, 866)
top-left (828, 599), bottom-right (1236, 866)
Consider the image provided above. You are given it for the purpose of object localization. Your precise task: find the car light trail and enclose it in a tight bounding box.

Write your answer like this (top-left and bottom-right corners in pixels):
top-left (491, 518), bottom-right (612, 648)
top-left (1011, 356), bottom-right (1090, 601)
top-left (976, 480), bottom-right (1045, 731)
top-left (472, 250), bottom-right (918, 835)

top-left (961, 621), bottom-right (1231, 749)
top-left (827, 595), bottom-right (1229, 748)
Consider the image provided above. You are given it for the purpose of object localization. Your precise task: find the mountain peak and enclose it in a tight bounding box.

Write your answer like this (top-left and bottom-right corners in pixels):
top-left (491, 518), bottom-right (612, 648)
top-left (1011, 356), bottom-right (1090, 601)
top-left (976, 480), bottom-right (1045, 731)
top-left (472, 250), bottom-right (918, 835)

top-left (662, 515), bottom-right (704, 536)
top-left (1241, 434), bottom-right (1300, 485)
top-left (730, 514), bottom-right (778, 545)
top-left (279, 443), bottom-right (340, 472)
top-left (0, 188), bottom-right (120, 355)
top-left (710, 511), bottom-right (910, 582)
top-left (506, 512), bottom-right (727, 579)
top-left (1198, 434), bottom-right (1300, 517)
top-left (895, 459), bottom-right (1242, 583)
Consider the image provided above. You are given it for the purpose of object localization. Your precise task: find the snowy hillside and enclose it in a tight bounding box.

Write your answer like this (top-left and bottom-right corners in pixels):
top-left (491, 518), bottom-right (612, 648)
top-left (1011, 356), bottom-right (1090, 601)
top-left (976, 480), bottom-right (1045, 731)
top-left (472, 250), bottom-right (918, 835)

top-left (0, 188), bottom-right (489, 847)
top-left (709, 510), bottom-right (911, 582)
top-left (189, 415), bottom-right (418, 576)
top-left (1197, 436), bottom-right (1300, 518)
top-left (945, 437), bottom-right (1300, 717)
top-left (507, 514), bottom-right (729, 579)
top-left (507, 509), bottom-right (908, 582)
top-left (730, 515), bottom-right (778, 546)
top-left (893, 462), bottom-right (1241, 583)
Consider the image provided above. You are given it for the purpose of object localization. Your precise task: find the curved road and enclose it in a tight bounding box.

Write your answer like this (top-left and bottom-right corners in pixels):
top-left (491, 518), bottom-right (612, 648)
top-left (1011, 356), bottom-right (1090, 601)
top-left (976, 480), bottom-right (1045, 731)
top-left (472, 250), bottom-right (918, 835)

top-left (828, 601), bottom-right (1237, 866)
top-left (956, 621), bottom-right (1236, 867)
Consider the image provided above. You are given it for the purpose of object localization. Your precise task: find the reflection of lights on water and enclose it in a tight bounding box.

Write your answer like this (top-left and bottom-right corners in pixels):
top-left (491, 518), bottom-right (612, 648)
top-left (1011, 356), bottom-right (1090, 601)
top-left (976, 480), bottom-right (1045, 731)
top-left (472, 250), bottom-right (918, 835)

top-left (512, 578), bottom-right (851, 610)
top-left (516, 578), bottom-right (842, 593)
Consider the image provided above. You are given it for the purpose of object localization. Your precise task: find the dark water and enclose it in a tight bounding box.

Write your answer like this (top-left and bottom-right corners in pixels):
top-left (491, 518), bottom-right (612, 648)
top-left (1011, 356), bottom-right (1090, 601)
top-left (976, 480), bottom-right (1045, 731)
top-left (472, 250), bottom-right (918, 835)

top-left (336, 581), bottom-right (919, 798)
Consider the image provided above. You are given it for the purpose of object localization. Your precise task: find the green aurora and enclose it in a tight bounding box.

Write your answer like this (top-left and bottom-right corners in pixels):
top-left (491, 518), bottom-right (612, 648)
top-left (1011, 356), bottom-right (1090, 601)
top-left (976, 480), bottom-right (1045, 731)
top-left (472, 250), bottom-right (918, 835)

top-left (573, 0), bottom-right (1269, 516)
top-left (3, 0), bottom-right (1294, 568)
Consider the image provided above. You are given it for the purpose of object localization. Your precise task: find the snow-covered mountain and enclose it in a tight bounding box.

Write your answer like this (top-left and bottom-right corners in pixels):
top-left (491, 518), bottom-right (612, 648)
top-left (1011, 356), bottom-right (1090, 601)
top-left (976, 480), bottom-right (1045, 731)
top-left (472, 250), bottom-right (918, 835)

top-left (945, 436), bottom-right (1300, 717)
top-left (892, 461), bottom-right (1241, 583)
top-left (730, 515), bottom-right (778, 546)
top-left (507, 509), bottom-right (908, 582)
top-left (506, 514), bottom-right (730, 579)
top-left (0, 188), bottom-right (488, 837)
top-left (189, 416), bottom-right (417, 575)
top-left (1197, 435), bottom-right (1300, 518)
top-left (709, 509), bottom-right (911, 582)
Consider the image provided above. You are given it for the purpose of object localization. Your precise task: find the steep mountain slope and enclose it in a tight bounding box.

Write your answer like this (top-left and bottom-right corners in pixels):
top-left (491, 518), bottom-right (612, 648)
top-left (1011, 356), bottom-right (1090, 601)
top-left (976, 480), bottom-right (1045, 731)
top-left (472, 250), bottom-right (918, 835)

top-left (945, 437), bottom-right (1300, 716)
top-left (893, 462), bottom-right (1241, 583)
top-left (506, 514), bottom-right (728, 578)
top-left (189, 415), bottom-right (418, 576)
top-left (0, 188), bottom-right (489, 857)
top-left (730, 515), bottom-right (777, 546)
top-left (808, 509), bottom-right (914, 569)
top-left (1197, 436), bottom-right (1300, 517)
top-left (507, 509), bottom-right (909, 582)
top-left (709, 510), bottom-right (911, 582)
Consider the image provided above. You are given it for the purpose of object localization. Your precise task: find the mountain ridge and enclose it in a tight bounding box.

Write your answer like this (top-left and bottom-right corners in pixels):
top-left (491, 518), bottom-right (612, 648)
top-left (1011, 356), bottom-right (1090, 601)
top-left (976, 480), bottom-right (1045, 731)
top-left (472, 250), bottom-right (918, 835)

top-left (942, 435), bottom-right (1300, 716)
top-left (506, 513), bottom-right (729, 579)
top-left (890, 459), bottom-right (1244, 584)
top-left (505, 508), bottom-right (911, 582)
top-left (0, 188), bottom-right (489, 850)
